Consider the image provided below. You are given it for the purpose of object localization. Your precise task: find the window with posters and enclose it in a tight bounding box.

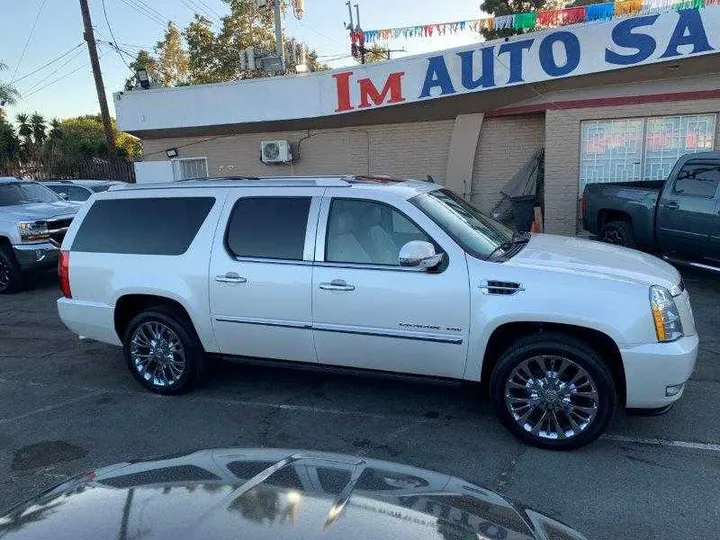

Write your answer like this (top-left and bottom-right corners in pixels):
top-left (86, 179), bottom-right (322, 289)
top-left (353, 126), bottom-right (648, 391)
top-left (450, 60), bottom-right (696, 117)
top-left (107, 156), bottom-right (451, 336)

top-left (579, 114), bottom-right (716, 193)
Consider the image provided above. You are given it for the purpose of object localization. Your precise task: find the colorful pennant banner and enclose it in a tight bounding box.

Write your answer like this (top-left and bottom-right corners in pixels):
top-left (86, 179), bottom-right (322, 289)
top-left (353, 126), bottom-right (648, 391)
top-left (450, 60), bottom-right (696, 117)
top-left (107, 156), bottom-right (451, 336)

top-left (361, 0), bottom-right (719, 42)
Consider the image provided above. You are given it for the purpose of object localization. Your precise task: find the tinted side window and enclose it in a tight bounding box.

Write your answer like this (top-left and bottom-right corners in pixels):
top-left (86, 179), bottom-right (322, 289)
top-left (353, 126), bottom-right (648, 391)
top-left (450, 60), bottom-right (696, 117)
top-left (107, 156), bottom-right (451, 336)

top-left (62, 186), bottom-right (92, 201)
top-left (673, 161), bottom-right (720, 198)
top-left (326, 199), bottom-right (431, 266)
top-left (226, 197), bottom-right (310, 260)
top-left (72, 197), bottom-right (215, 255)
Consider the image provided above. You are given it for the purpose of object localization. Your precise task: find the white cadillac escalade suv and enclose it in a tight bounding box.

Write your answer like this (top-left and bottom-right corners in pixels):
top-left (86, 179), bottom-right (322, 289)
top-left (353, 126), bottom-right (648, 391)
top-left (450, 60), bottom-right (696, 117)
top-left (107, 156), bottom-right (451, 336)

top-left (57, 176), bottom-right (698, 449)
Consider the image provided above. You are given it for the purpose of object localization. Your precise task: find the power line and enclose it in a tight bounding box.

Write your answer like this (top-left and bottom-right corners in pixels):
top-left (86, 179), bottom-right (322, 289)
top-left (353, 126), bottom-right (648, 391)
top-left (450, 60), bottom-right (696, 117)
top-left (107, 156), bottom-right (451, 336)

top-left (12, 43), bottom-right (84, 84)
top-left (101, 0), bottom-right (133, 70)
top-left (130, 0), bottom-right (168, 23)
top-left (23, 50), bottom-right (110, 100)
top-left (117, 0), bottom-right (165, 26)
top-left (179, 0), bottom-right (217, 23)
top-left (296, 20), bottom-right (347, 47)
top-left (10, 0), bottom-right (50, 83)
top-left (194, 0), bottom-right (222, 19)
top-left (20, 48), bottom-right (86, 94)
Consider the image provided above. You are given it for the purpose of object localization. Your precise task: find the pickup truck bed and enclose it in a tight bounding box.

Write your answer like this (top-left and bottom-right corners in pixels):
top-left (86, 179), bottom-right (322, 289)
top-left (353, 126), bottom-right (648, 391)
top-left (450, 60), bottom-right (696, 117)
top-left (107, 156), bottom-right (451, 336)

top-left (582, 152), bottom-right (720, 263)
top-left (583, 180), bottom-right (665, 249)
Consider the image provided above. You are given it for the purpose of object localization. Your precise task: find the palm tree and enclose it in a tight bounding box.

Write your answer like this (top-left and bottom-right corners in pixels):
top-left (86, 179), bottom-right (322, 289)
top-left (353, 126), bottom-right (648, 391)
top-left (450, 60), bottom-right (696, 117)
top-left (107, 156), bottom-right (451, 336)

top-left (16, 113), bottom-right (32, 149)
top-left (30, 112), bottom-right (46, 146)
top-left (0, 61), bottom-right (19, 123)
top-left (48, 118), bottom-right (62, 143)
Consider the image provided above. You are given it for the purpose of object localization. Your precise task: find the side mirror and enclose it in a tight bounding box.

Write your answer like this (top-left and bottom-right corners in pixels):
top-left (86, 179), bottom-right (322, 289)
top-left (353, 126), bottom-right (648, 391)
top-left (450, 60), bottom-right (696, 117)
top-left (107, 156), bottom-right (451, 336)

top-left (399, 240), bottom-right (444, 270)
top-left (58, 193), bottom-right (68, 200)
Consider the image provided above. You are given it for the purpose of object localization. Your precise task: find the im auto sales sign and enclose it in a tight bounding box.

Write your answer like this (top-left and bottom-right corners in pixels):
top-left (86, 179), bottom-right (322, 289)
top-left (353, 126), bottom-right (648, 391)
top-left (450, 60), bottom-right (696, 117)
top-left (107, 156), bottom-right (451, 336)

top-left (330, 8), bottom-right (719, 114)
top-left (116, 8), bottom-right (720, 131)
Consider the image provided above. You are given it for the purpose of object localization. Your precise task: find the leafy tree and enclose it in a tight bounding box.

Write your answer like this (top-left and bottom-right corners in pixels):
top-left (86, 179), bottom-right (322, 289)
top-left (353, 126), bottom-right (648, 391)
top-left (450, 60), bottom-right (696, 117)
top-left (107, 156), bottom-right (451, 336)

top-left (358, 43), bottom-right (392, 64)
top-left (16, 113), bottom-right (32, 149)
top-left (124, 50), bottom-right (159, 90)
top-left (30, 113), bottom-right (47, 147)
top-left (154, 22), bottom-right (190, 87)
top-left (0, 61), bottom-right (19, 109)
top-left (183, 15), bottom-right (221, 84)
top-left (183, 0), bottom-right (325, 83)
top-left (55, 115), bottom-right (142, 160)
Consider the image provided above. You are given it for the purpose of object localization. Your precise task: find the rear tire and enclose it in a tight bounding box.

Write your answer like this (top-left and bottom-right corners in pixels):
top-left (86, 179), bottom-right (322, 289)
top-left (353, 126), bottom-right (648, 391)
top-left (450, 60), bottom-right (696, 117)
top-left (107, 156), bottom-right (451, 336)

top-left (122, 307), bottom-right (205, 395)
top-left (599, 220), bottom-right (636, 249)
top-left (490, 333), bottom-right (616, 450)
top-left (0, 246), bottom-right (22, 294)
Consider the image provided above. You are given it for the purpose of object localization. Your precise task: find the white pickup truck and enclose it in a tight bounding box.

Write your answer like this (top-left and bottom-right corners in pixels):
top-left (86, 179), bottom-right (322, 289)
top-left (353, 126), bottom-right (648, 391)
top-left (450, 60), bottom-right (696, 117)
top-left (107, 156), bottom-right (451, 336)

top-left (0, 177), bottom-right (78, 293)
top-left (57, 176), bottom-right (698, 449)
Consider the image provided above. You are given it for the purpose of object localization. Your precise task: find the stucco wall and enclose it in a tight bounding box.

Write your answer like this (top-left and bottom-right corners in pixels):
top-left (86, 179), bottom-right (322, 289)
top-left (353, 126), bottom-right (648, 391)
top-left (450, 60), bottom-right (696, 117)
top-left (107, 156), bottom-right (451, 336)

top-left (544, 99), bottom-right (720, 235)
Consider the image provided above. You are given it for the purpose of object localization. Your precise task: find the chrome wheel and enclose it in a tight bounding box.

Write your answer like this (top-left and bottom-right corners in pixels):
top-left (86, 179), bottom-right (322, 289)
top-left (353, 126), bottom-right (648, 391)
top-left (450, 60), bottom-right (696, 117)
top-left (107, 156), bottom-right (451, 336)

top-left (504, 355), bottom-right (599, 440)
top-left (602, 228), bottom-right (623, 245)
top-left (130, 321), bottom-right (186, 388)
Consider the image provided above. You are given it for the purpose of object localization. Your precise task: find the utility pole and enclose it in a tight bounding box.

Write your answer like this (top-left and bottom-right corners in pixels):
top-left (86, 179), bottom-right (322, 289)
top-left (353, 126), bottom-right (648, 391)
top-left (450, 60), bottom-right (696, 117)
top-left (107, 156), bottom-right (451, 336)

top-left (79, 0), bottom-right (116, 153)
top-left (273, 0), bottom-right (285, 70)
top-left (354, 3), bottom-right (365, 64)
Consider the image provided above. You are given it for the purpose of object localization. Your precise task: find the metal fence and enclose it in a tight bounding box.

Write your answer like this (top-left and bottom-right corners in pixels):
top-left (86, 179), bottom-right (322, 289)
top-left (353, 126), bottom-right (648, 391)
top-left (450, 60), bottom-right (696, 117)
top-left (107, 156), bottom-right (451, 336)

top-left (0, 156), bottom-right (136, 182)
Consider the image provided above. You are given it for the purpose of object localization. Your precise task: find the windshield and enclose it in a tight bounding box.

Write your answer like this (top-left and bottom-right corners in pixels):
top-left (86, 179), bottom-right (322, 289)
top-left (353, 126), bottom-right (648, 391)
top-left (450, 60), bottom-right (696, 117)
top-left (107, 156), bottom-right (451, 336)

top-left (0, 182), bottom-right (61, 206)
top-left (91, 184), bottom-right (112, 193)
top-left (411, 188), bottom-right (514, 259)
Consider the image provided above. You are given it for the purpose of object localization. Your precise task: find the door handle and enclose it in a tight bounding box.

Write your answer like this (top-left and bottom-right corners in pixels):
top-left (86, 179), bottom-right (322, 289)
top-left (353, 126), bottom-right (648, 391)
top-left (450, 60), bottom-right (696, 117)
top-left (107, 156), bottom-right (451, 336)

top-left (663, 201), bottom-right (679, 210)
top-left (319, 279), bottom-right (355, 292)
top-left (215, 272), bottom-right (247, 284)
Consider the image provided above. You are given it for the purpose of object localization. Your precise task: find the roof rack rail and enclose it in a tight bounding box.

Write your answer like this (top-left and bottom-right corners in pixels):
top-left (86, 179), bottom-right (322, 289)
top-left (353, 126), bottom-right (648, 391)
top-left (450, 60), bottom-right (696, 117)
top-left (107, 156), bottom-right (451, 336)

top-left (176, 175), bottom-right (261, 182)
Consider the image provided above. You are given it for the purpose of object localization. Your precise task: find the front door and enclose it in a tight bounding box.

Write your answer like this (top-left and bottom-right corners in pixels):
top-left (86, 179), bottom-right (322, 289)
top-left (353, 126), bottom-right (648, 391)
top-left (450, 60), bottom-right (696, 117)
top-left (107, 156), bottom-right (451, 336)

top-left (657, 158), bottom-right (720, 259)
top-left (209, 190), bottom-right (322, 363)
top-left (311, 191), bottom-right (470, 379)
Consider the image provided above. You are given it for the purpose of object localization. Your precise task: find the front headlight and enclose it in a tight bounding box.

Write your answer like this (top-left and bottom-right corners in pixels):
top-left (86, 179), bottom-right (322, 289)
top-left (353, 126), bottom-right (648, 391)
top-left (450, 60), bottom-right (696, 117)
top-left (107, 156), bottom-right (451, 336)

top-left (18, 220), bottom-right (50, 242)
top-left (650, 285), bottom-right (683, 342)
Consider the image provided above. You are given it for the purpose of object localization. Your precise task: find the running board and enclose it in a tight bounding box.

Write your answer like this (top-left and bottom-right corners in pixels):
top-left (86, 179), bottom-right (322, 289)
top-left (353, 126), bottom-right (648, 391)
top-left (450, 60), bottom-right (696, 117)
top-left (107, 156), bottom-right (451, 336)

top-left (662, 255), bottom-right (720, 274)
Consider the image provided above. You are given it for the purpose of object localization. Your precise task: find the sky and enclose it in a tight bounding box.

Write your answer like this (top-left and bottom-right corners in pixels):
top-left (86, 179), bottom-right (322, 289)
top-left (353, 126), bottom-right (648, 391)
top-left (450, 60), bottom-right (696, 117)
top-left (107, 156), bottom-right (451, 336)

top-left (0, 0), bottom-right (485, 123)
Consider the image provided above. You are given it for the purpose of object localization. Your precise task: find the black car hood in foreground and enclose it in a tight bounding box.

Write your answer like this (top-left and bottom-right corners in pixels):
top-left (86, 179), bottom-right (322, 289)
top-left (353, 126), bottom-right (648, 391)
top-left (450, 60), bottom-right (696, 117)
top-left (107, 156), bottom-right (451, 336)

top-left (0, 449), bottom-right (586, 540)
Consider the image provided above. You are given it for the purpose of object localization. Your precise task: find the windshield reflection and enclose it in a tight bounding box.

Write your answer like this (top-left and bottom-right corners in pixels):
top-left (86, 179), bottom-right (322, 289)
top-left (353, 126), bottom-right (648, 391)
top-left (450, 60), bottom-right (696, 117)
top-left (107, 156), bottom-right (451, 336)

top-left (412, 189), bottom-right (513, 259)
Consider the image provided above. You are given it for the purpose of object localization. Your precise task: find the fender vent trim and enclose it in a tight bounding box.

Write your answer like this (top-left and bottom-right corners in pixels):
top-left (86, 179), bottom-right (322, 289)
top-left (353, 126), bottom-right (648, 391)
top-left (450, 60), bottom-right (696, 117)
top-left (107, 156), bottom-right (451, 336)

top-left (480, 280), bottom-right (524, 295)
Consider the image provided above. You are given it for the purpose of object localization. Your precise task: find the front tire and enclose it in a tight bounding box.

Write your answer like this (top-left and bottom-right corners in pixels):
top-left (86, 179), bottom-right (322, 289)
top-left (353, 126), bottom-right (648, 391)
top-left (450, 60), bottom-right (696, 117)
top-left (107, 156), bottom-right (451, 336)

top-left (599, 220), bottom-right (636, 248)
top-left (0, 246), bottom-right (22, 294)
top-left (490, 333), bottom-right (616, 450)
top-left (122, 308), bottom-right (205, 395)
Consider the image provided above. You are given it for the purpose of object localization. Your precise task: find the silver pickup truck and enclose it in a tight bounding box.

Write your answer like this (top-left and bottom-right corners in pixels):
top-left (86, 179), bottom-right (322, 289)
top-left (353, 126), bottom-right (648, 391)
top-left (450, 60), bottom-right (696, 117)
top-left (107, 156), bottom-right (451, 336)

top-left (582, 152), bottom-right (720, 270)
top-left (0, 177), bottom-right (78, 293)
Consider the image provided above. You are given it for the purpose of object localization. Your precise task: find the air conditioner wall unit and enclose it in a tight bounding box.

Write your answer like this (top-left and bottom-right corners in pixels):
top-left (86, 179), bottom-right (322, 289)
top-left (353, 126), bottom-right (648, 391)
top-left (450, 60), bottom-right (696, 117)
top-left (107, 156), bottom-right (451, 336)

top-left (261, 140), bottom-right (292, 164)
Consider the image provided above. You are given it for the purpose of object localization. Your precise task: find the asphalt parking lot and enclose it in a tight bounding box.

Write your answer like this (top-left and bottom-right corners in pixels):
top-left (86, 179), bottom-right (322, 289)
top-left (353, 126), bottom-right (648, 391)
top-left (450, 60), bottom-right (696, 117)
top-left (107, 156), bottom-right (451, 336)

top-left (1, 269), bottom-right (719, 540)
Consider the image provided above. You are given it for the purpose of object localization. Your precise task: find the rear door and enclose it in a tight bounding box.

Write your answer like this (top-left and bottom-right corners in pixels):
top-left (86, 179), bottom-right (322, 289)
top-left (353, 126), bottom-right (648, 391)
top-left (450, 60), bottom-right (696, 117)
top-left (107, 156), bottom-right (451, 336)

top-left (657, 158), bottom-right (720, 259)
top-left (209, 188), bottom-right (323, 363)
top-left (311, 189), bottom-right (470, 379)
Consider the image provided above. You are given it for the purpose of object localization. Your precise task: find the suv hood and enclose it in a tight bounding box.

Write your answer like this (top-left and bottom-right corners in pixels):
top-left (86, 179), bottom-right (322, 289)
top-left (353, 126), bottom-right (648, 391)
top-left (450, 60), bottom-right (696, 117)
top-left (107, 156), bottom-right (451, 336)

top-left (1, 201), bottom-right (78, 221)
top-left (0, 448), bottom-right (586, 540)
top-left (508, 233), bottom-right (680, 290)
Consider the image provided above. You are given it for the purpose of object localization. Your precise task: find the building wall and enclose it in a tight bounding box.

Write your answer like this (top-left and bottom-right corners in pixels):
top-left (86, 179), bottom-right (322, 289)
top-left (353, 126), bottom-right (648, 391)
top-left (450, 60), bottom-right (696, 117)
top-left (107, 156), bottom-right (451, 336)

top-left (142, 115), bottom-right (544, 214)
top-left (142, 120), bottom-right (455, 182)
top-left (545, 98), bottom-right (720, 235)
top-left (470, 114), bottom-right (545, 213)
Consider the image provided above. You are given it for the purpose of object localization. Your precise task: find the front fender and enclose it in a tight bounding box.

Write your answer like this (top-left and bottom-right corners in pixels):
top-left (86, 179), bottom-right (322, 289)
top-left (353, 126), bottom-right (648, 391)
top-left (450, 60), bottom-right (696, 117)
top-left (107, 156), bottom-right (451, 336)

top-left (464, 261), bottom-right (655, 381)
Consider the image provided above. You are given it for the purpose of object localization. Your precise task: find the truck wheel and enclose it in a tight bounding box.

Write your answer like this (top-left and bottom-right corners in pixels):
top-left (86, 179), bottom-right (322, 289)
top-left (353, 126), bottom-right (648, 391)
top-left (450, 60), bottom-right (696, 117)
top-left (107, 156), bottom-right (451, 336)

top-left (490, 333), bottom-right (616, 450)
top-left (599, 220), bottom-right (636, 248)
top-left (0, 246), bottom-right (22, 294)
top-left (122, 307), bottom-right (205, 395)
